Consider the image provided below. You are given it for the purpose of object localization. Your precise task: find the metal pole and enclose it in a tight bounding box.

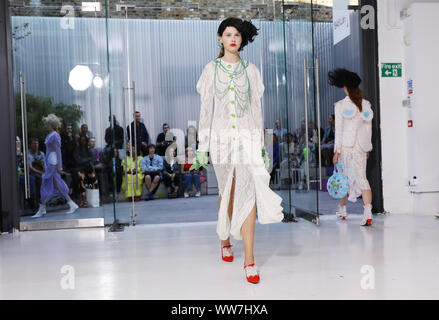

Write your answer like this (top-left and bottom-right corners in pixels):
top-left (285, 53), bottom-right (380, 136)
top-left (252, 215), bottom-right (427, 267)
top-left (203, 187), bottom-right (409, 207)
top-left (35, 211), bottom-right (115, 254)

top-left (315, 58), bottom-right (322, 190)
top-left (303, 60), bottom-right (310, 191)
top-left (19, 72), bottom-right (30, 199)
top-left (131, 81), bottom-right (137, 225)
top-left (132, 81), bottom-right (139, 190)
top-left (124, 6), bottom-right (137, 225)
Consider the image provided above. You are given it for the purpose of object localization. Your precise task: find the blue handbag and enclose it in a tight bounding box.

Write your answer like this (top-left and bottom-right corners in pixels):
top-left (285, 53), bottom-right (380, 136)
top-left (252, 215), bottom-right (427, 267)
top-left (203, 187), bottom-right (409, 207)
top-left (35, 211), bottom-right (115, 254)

top-left (327, 163), bottom-right (349, 199)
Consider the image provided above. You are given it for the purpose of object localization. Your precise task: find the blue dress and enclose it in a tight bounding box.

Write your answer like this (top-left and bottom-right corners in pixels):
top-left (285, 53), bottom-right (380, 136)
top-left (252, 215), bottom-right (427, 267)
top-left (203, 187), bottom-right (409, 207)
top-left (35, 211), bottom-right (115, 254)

top-left (40, 131), bottom-right (70, 202)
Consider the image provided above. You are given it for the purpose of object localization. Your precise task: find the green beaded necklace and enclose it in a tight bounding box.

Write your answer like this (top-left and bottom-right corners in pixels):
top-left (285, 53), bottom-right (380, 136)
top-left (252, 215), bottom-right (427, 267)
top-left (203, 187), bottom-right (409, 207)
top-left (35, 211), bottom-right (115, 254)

top-left (214, 58), bottom-right (251, 118)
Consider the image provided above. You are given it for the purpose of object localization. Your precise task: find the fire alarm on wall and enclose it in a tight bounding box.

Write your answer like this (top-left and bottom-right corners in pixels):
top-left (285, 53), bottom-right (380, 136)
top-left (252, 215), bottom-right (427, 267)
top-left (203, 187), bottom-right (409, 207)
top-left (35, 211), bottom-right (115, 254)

top-left (408, 120), bottom-right (413, 127)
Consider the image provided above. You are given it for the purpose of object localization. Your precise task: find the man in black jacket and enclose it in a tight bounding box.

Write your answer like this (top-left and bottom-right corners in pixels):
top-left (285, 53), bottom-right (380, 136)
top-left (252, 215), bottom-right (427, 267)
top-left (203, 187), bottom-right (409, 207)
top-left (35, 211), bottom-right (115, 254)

top-left (127, 111), bottom-right (150, 156)
top-left (156, 123), bottom-right (176, 156)
top-left (105, 115), bottom-right (124, 149)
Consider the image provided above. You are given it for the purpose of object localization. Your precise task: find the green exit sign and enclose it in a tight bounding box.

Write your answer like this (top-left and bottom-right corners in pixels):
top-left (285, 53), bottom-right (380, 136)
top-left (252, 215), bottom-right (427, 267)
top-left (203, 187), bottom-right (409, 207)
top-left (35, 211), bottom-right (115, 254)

top-left (382, 63), bottom-right (402, 77)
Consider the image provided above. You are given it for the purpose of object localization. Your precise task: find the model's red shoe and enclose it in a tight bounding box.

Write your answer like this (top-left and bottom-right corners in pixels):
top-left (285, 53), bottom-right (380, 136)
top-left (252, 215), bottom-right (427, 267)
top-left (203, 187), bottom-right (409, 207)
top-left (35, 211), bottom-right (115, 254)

top-left (221, 245), bottom-right (234, 262)
top-left (360, 204), bottom-right (373, 227)
top-left (244, 263), bottom-right (260, 284)
top-left (336, 205), bottom-right (347, 221)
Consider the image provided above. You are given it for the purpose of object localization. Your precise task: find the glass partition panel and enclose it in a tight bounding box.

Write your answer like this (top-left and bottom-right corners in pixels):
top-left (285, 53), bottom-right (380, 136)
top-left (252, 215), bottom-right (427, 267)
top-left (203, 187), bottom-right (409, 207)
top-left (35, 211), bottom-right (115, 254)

top-left (9, 1), bottom-right (114, 229)
top-left (280, 0), bottom-right (320, 224)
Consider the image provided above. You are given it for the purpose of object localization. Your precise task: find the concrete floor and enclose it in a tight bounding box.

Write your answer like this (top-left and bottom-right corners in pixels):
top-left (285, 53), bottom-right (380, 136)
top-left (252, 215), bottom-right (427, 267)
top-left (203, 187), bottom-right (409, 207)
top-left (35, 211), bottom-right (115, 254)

top-left (2, 212), bottom-right (439, 300)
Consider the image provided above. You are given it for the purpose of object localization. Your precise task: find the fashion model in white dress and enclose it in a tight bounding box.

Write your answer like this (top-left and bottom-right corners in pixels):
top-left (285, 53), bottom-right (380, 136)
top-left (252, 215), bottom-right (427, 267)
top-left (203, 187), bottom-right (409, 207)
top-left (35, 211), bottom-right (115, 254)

top-left (196, 58), bottom-right (284, 241)
top-left (329, 68), bottom-right (374, 226)
top-left (334, 96), bottom-right (373, 203)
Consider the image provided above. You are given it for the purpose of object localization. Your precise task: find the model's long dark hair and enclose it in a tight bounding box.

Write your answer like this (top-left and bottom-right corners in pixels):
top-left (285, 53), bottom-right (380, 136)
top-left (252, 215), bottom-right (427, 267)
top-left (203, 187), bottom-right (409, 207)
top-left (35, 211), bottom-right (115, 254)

top-left (346, 87), bottom-right (364, 112)
top-left (217, 18), bottom-right (258, 58)
top-left (328, 68), bottom-right (364, 111)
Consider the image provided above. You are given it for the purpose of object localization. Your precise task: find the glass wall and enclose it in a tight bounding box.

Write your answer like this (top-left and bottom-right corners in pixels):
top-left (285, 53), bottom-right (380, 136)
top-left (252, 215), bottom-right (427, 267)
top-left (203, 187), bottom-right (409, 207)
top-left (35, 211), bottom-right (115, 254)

top-left (10, 1), bottom-right (113, 230)
top-left (11, 0), bottom-right (357, 230)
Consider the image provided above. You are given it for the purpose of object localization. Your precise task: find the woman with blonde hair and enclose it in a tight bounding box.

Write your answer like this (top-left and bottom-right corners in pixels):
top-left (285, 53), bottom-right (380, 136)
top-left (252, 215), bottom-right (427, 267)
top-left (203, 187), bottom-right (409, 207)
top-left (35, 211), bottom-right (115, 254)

top-left (32, 114), bottom-right (79, 217)
top-left (190, 18), bottom-right (284, 283)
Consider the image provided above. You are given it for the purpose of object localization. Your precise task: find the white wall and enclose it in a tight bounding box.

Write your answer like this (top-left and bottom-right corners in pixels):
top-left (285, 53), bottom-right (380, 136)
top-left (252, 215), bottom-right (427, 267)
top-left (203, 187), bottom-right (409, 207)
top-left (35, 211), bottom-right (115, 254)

top-left (377, 0), bottom-right (439, 215)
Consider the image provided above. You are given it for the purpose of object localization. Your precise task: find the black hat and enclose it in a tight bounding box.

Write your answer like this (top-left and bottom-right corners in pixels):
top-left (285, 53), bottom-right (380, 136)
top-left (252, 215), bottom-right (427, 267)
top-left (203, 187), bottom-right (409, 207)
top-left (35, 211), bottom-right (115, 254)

top-left (328, 68), bottom-right (362, 88)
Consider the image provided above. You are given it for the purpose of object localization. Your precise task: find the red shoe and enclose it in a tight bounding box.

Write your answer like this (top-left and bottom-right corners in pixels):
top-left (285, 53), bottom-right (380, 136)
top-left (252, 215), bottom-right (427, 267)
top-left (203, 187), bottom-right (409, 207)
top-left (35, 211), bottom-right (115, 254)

top-left (360, 204), bottom-right (373, 227)
top-left (244, 263), bottom-right (260, 284)
top-left (221, 245), bottom-right (234, 262)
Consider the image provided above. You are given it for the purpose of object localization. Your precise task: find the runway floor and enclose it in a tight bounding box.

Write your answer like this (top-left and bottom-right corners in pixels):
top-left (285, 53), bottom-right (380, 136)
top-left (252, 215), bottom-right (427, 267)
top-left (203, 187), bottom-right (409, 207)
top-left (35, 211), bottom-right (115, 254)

top-left (2, 211), bottom-right (439, 300)
top-left (20, 191), bottom-right (365, 227)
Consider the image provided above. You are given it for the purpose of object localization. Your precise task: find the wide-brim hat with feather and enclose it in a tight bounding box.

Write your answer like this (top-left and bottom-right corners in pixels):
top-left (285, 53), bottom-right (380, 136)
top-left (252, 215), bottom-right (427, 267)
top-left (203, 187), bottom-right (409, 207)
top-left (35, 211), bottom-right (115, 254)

top-left (328, 68), bottom-right (362, 89)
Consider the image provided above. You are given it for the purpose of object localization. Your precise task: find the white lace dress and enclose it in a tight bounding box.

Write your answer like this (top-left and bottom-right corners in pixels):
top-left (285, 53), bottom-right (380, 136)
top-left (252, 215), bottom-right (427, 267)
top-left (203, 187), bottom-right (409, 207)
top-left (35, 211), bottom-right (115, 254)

top-left (196, 59), bottom-right (284, 240)
top-left (335, 98), bottom-right (373, 202)
top-left (340, 140), bottom-right (371, 202)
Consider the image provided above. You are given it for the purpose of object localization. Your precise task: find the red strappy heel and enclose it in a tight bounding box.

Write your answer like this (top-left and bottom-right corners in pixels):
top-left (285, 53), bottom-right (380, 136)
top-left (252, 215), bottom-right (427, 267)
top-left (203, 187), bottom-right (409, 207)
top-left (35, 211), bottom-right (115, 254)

top-left (221, 245), bottom-right (234, 262)
top-left (244, 263), bottom-right (260, 284)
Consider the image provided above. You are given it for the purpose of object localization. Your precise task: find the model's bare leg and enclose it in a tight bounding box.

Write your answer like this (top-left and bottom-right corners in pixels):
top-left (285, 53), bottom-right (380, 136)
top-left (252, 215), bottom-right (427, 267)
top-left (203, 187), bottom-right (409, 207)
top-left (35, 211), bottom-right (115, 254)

top-left (241, 203), bottom-right (257, 266)
top-left (336, 195), bottom-right (348, 219)
top-left (339, 195), bottom-right (347, 207)
top-left (362, 189), bottom-right (372, 205)
top-left (361, 189), bottom-right (373, 226)
top-left (219, 169), bottom-right (235, 247)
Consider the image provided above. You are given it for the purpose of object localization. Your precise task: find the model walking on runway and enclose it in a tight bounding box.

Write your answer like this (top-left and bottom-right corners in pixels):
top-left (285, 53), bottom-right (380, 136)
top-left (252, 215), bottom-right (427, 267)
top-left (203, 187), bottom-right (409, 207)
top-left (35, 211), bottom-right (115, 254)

top-left (329, 69), bottom-right (374, 226)
top-left (32, 114), bottom-right (79, 218)
top-left (190, 18), bottom-right (284, 284)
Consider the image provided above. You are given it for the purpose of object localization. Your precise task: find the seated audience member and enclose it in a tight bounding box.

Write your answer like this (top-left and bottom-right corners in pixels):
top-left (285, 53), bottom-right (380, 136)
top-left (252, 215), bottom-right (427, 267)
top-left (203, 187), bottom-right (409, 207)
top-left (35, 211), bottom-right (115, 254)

top-left (127, 111), bottom-right (150, 156)
top-left (121, 144), bottom-right (144, 201)
top-left (88, 137), bottom-right (101, 163)
top-left (185, 125), bottom-right (199, 149)
top-left (61, 123), bottom-right (77, 190)
top-left (293, 119), bottom-right (313, 147)
top-left (105, 115), bottom-right (124, 149)
top-left (321, 114), bottom-right (335, 167)
top-left (295, 119), bottom-right (316, 166)
top-left (279, 132), bottom-right (297, 185)
top-left (61, 123), bottom-right (77, 167)
top-left (270, 134), bottom-right (280, 184)
top-left (102, 148), bottom-right (123, 196)
top-left (162, 147), bottom-right (181, 198)
top-left (89, 137), bottom-right (108, 199)
top-left (17, 137), bottom-right (38, 212)
top-left (140, 144), bottom-right (163, 201)
top-left (181, 147), bottom-right (201, 198)
top-left (74, 135), bottom-right (98, 207)
top-left (27, 138), bottom-right (45, 201)
top-left (156, 123), bottom-right (175, 156)
top-left (103, 116), bottom-right (124, 198)
top-left (279, 133), bottom-right (295, 162)
top-left (273, 120), bottom-right (287, 142)
top-left (77, 123), bottom-right (94, 140)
